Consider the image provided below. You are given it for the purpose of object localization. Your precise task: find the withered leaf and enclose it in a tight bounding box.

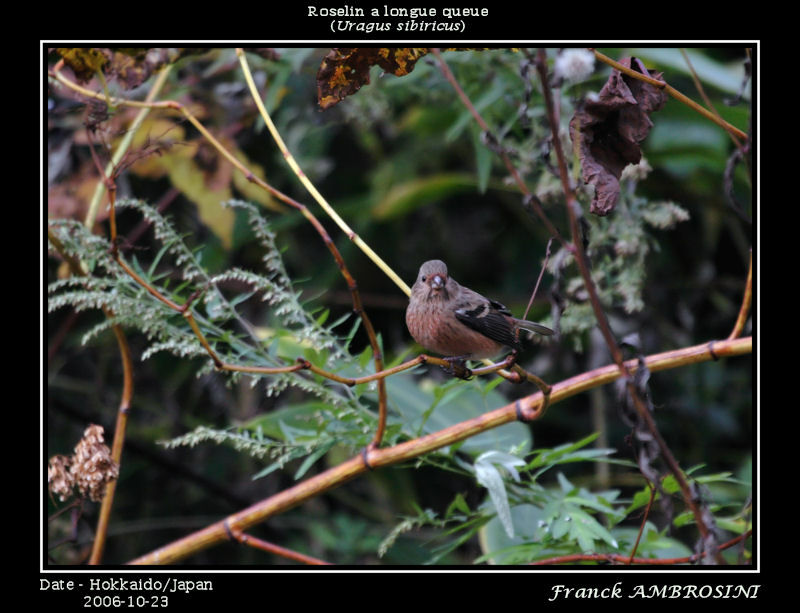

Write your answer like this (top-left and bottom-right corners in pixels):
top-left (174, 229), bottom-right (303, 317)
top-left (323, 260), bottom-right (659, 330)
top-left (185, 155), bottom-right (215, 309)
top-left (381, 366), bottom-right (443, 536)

top-left (56, 48), bottom-right (210, 90)
top-left (316, 47), bottom-right (483, 109)
top-left (569, 57), bottom-right (667, 216)
top-left (317, 48), bottom-right (429, 110)
top-left (56, 48), bottom-right (109, 83)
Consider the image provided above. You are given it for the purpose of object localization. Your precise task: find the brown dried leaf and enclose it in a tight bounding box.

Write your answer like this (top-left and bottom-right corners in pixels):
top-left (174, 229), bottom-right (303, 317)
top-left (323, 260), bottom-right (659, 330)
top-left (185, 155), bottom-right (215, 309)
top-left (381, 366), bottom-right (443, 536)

top-left (569, 57), bottom-right (667, 216)
top-left (317, 47), bottom-right (480, 109)
top-left (316, 47), bottom-right (425, 109)
top-left (56, 48), bottom-right (210, 90)
top-left (56, 48), bottom-right (109, 83)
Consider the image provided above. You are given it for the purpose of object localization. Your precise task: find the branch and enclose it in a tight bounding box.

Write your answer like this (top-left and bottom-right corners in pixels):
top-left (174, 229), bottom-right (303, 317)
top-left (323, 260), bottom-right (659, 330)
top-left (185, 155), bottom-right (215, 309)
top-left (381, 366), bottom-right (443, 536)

top-left (530, 529), bottom-right (752, 566)
top-left (228, 528), bottom-right (331, 565)
top-left (128, 335), bottom-right (751, 564)
top-left (84, 64), bottom-right (173, 231)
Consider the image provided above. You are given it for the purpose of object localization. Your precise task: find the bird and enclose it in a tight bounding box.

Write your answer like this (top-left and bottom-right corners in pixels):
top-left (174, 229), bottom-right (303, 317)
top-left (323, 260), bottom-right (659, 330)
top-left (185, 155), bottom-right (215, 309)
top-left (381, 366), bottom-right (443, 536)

top-left (405, 259), bottom-right (554, 362)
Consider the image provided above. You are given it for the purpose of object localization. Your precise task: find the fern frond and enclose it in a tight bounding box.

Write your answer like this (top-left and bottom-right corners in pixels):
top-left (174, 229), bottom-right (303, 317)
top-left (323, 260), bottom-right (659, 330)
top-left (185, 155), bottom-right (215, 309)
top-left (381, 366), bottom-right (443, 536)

top-left (48, 199), bottom-right (374, 420)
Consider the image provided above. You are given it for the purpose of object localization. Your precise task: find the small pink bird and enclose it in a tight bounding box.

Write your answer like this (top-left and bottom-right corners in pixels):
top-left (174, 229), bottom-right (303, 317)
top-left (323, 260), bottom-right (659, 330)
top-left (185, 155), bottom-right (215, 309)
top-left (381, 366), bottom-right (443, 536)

top-left (405, 260), bottom-right (554, 361)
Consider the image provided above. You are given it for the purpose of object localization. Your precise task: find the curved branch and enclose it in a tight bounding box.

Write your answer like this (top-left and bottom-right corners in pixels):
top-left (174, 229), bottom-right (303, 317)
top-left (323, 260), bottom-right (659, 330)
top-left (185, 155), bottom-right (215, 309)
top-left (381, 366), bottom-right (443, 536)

top-left (729, 249), bottom-right (753, 340)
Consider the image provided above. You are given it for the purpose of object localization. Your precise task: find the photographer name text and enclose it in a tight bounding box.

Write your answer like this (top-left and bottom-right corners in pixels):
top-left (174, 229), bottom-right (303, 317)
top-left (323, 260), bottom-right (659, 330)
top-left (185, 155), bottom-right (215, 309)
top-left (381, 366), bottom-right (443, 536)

top-left (549, 583), bottom-right (760, 601)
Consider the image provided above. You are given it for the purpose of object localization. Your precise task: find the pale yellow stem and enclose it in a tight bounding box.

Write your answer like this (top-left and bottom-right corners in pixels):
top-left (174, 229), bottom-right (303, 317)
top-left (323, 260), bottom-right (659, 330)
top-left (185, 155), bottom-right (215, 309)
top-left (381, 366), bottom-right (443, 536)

top-left (235, 49), bottom-right (411, 296)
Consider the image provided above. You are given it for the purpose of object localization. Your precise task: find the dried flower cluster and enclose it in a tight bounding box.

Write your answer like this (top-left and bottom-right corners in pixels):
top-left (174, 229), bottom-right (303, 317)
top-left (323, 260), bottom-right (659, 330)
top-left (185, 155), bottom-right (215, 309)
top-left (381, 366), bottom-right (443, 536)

top-left (47, 454), bottom-right (73, 502)
top-left (48, 425), bottom-right (119, 503)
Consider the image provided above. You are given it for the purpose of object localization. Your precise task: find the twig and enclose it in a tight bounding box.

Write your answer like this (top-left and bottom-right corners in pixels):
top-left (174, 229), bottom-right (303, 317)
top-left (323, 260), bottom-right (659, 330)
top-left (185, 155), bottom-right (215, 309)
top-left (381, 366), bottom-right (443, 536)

top-left (628, 482), bottom-right (656, 564)
top-left (228, 528), bottom-right (332, 565)
top-left (89, 322), bottom-right (133, 564)
top-left (84, 65), bottom-right (173, 230)
top-left (523, 237), bottom-right (554, 322)
top-left (531, 529), bottom-right (752, 566)
top-left (591, 49), bottom-right (748, 142)
top-left (679, 48), bottom-right (744, 152)
top-left (728, 249), bottom-right (753, 340)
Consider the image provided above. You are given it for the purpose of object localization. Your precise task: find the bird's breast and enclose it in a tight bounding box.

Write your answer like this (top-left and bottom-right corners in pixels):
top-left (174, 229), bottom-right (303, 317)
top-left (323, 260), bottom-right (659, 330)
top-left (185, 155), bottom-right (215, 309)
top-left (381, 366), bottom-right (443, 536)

top-left (406, 299), bottom-right (503, 359)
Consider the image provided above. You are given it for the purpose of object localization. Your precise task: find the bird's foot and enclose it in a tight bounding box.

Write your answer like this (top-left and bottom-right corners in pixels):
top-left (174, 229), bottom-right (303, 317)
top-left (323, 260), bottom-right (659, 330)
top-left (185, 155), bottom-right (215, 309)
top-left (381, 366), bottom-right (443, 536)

top-left (441, 356), bottom-right (473, 380)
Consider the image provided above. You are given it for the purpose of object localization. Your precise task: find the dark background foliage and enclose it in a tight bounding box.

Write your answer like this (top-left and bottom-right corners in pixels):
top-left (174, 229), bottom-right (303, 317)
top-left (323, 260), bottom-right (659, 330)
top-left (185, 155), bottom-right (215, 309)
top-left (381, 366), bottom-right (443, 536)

top-left (46, 47), bottom-right (752, 565)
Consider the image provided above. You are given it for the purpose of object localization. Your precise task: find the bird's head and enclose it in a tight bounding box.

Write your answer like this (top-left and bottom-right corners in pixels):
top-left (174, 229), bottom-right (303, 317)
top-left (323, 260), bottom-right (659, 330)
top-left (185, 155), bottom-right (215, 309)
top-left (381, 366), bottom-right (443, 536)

top-left (414, 259), bottom-right (450, 300)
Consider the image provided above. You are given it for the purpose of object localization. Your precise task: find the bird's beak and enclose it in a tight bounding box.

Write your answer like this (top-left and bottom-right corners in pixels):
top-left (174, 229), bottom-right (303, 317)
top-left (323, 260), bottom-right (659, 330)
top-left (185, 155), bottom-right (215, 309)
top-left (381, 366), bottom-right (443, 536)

top-left (431, 274), bottom-right (444, 290)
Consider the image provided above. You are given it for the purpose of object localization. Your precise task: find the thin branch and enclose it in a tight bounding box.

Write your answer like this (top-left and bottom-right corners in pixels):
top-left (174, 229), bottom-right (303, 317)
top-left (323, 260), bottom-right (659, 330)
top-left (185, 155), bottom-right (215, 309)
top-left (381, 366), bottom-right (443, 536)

top-left (522, 237), bottom-right (553, 322)
top-left (89, 322), bottom-right (133, 564)
top-left (627, 482), bottom-right (656, 564)
top-left (228, 528), bottom-right (332, 565)
top-left (679, 48), bottom-right (744, 152)
top-left (128, 335), bottom-right (751, 565)
top-left (531, 529), bottom-right (752, 566)
top-left (729, 249), bottom-right (753, 340)
top-left (84, 65), bottom-right (173, 230)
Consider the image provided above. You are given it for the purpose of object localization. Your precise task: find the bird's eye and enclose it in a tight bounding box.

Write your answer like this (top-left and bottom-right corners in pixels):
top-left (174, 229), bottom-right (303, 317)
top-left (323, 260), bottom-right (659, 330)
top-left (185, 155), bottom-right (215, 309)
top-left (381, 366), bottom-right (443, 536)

top-left (421, 275), bottom-right (427, 282)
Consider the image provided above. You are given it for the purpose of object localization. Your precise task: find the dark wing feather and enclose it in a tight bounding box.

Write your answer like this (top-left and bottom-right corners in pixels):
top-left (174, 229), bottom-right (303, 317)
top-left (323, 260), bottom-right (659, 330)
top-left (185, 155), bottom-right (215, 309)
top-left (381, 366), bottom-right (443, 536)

top-left (454, 299), bottom-right (521, 350)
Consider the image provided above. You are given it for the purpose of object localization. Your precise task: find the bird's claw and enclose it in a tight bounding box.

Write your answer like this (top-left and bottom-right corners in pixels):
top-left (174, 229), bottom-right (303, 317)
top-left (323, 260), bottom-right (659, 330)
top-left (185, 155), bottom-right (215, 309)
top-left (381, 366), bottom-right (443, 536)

top-left (441, 357), bottom-right (473, 380)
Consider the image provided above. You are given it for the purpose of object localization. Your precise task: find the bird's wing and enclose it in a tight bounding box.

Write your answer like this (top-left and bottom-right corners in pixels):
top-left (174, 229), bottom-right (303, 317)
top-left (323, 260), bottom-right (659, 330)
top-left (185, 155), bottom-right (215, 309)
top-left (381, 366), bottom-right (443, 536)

top-left (489, 298), bottom-right (553, 336)
top-left (454, 298), bottom-right (521, 350)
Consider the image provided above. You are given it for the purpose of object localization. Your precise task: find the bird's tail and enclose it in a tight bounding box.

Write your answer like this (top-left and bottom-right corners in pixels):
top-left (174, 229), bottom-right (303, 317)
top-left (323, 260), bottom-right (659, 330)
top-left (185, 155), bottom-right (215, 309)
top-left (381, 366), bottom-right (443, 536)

top-left (514, 319), bottom-right (555, 336)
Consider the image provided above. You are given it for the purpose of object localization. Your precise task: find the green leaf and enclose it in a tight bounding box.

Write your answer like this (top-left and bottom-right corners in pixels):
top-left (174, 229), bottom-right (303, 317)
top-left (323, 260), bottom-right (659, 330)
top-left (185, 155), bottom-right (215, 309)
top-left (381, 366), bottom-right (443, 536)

top-left (251, 445), bottom-right (307, 480)
top-left (279, 419), bottom-right (317, 444)
top-left (445, 84), bottom-right (504, 142)
top-left (358, 345), bottom-right (373, 370)
top-left (372, 173), bottom-right (478, 220)
top-left (294, 440), bottom-right (335, 480)
top-left (386, 375), bottom-right (532, 455)
top-left (445, 493), bottom-right (471, 518)
top-left (568, 509), bottom-right (619, 551)
top-left (315, 307), bottom-right (330, 326)
top-left (474, 451), bottom-right (525, 538)
top-left (472, 125), bottom-right (492, 193)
